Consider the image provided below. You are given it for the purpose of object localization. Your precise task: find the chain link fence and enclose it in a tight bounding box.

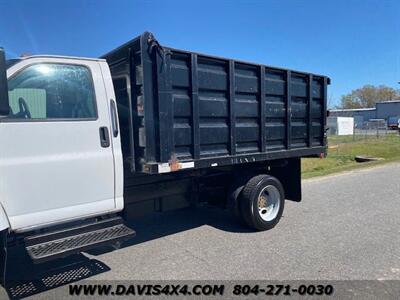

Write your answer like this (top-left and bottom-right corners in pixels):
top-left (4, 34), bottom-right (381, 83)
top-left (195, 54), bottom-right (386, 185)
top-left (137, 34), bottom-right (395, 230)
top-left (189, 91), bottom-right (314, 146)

top-left (328, 119), bottom-right (400, 143)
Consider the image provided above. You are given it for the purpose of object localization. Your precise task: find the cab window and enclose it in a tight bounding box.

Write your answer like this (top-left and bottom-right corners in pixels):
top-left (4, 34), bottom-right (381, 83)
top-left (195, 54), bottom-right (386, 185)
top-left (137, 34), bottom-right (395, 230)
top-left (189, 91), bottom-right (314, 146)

top-left (7, 63), bottom-right (96, 120)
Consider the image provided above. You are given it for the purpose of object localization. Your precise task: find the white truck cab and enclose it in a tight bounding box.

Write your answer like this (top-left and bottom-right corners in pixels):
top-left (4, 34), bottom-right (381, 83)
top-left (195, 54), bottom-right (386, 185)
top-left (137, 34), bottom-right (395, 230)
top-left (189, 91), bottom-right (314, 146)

top-left (2, 56), bottom-right (124, 232)
top-left (0, 51), bottom-right (135, 283)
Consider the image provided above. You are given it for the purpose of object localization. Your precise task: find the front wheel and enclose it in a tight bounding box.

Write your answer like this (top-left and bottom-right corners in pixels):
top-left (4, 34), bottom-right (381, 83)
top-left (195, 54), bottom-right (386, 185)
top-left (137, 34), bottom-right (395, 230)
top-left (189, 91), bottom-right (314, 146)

top-left (239, 175), bottom-right (285, 231)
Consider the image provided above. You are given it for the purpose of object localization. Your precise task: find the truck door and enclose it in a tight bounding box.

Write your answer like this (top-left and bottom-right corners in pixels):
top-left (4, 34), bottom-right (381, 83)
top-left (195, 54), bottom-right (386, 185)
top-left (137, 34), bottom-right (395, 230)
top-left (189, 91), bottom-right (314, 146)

top-left (0, 57), bottom-right (118, 231)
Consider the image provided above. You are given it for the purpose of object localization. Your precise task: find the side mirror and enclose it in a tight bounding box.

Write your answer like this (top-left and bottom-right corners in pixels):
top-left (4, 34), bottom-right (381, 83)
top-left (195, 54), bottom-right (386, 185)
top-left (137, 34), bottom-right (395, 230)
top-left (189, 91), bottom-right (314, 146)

top-left (0, 48), bottom-right (9, 116)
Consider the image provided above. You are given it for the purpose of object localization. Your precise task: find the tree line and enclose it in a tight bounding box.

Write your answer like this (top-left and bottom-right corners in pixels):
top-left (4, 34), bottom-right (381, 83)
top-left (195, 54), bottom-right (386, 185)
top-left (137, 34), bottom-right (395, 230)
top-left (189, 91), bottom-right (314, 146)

top-left (340, 85), bottom-right (400, 109)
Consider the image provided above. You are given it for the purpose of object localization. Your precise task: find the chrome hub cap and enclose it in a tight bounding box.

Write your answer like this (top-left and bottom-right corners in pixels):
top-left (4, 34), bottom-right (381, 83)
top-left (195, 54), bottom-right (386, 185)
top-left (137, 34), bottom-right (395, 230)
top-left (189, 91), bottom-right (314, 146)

top-left (257, 185), bottom-right (280, 221)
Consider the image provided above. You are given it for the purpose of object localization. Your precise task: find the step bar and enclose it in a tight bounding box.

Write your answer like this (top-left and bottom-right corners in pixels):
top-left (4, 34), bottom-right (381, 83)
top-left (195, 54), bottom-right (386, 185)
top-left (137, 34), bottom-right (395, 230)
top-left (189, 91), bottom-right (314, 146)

top-left (24, 217), bottom-right (135, 263)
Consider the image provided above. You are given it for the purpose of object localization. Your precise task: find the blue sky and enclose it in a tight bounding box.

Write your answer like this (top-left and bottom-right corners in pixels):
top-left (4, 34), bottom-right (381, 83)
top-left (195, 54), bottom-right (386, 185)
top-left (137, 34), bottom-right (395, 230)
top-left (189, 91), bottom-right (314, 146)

top-left (0, 0), bottom-right (399, 107)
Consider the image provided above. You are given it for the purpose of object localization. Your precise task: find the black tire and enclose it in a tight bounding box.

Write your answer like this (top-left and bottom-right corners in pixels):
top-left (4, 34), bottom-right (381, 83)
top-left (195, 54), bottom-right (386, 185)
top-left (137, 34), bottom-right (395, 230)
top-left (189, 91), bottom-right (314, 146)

top-left (239, 174), bottom-right (285, 231)
top-left (227, 174), bottom-right (254, 224)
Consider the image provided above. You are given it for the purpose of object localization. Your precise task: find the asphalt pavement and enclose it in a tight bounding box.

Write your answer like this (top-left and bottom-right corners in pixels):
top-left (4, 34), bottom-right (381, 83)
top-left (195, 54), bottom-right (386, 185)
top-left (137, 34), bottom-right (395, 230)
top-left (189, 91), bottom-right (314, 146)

top-left (2, 162), bottom-right (400, 298)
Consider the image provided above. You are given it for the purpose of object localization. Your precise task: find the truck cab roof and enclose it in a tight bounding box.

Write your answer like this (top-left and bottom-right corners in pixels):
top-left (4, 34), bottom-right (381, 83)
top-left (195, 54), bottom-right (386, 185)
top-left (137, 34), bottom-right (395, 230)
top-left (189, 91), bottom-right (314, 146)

top-left (7, 55), bottom-right (106, 68)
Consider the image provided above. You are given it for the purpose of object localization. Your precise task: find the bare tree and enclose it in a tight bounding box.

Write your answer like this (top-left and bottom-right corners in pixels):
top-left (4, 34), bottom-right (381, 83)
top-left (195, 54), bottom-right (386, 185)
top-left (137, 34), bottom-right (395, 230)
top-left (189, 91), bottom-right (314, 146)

top-left (340, 85), bottom-right (400, 108)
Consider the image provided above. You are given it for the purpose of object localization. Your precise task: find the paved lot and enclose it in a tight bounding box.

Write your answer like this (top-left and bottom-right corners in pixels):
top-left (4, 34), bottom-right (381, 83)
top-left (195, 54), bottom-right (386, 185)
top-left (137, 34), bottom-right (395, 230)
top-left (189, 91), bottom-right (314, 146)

top-left (2, 163), bottom-right (400, 298)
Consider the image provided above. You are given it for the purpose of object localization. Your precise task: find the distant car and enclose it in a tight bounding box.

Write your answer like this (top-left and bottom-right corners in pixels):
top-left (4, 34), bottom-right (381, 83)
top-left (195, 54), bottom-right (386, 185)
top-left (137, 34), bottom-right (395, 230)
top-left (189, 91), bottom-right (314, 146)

top-left (387, 116), bottom-right (400, 130)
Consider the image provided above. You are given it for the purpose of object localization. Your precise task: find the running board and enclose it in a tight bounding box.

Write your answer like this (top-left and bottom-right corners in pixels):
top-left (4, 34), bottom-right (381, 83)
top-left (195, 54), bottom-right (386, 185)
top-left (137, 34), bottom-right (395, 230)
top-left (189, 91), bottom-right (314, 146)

top-left (24, 217), bottom-right (135, 263)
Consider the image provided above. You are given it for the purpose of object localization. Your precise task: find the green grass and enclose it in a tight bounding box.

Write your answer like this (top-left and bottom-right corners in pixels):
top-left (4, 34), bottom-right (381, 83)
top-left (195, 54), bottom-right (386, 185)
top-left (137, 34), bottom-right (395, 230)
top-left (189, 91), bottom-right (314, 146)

top-left (302, 134), bottom-right (400, 179)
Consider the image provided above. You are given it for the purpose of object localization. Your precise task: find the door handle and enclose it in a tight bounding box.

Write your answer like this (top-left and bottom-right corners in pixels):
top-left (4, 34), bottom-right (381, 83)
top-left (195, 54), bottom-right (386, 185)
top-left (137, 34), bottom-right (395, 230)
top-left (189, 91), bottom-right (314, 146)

top-left (99, 127), bottom-right (110, 148)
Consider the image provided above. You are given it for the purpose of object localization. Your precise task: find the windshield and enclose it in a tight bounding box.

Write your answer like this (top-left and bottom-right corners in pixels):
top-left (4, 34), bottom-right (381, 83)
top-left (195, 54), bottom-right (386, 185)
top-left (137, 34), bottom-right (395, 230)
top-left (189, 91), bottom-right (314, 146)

top-left (6, 59), bottom-right (21, 69)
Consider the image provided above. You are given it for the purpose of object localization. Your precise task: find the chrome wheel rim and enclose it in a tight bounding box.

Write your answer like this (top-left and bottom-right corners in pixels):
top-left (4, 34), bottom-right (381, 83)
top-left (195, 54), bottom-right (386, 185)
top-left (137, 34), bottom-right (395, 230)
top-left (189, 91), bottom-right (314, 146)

top-left (257, 185), bottom-right (280, 221)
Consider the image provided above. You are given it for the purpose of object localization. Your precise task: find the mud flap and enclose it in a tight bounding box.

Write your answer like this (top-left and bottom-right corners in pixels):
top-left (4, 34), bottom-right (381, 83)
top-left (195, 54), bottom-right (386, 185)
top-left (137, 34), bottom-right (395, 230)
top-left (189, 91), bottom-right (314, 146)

top-left (270, 158), bottom-right (302, 202)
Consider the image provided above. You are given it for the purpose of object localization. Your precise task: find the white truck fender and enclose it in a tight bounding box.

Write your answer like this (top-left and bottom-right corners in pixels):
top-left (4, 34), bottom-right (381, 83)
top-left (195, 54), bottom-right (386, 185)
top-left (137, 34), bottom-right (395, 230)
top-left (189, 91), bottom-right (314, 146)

top-left (0, 204), bottom-right (10, 231)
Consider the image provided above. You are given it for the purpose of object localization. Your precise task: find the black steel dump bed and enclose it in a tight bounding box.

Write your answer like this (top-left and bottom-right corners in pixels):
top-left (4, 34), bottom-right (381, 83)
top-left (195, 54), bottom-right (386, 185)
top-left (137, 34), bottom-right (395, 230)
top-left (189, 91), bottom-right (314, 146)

top-left (103, 32), bottom-right (329, 174)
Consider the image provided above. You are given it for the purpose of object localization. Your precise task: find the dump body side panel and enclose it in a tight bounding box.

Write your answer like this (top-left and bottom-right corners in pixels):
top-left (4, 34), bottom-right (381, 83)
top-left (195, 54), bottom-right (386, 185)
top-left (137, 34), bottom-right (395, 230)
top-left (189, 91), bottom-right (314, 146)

top-left (103, 32), bottom-right (328, 174)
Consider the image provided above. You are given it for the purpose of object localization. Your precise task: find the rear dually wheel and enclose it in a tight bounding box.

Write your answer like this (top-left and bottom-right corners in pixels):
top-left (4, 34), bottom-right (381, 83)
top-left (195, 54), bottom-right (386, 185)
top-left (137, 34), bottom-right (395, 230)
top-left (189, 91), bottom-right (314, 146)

top-left (239, 175), bottom-right (285, 231)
